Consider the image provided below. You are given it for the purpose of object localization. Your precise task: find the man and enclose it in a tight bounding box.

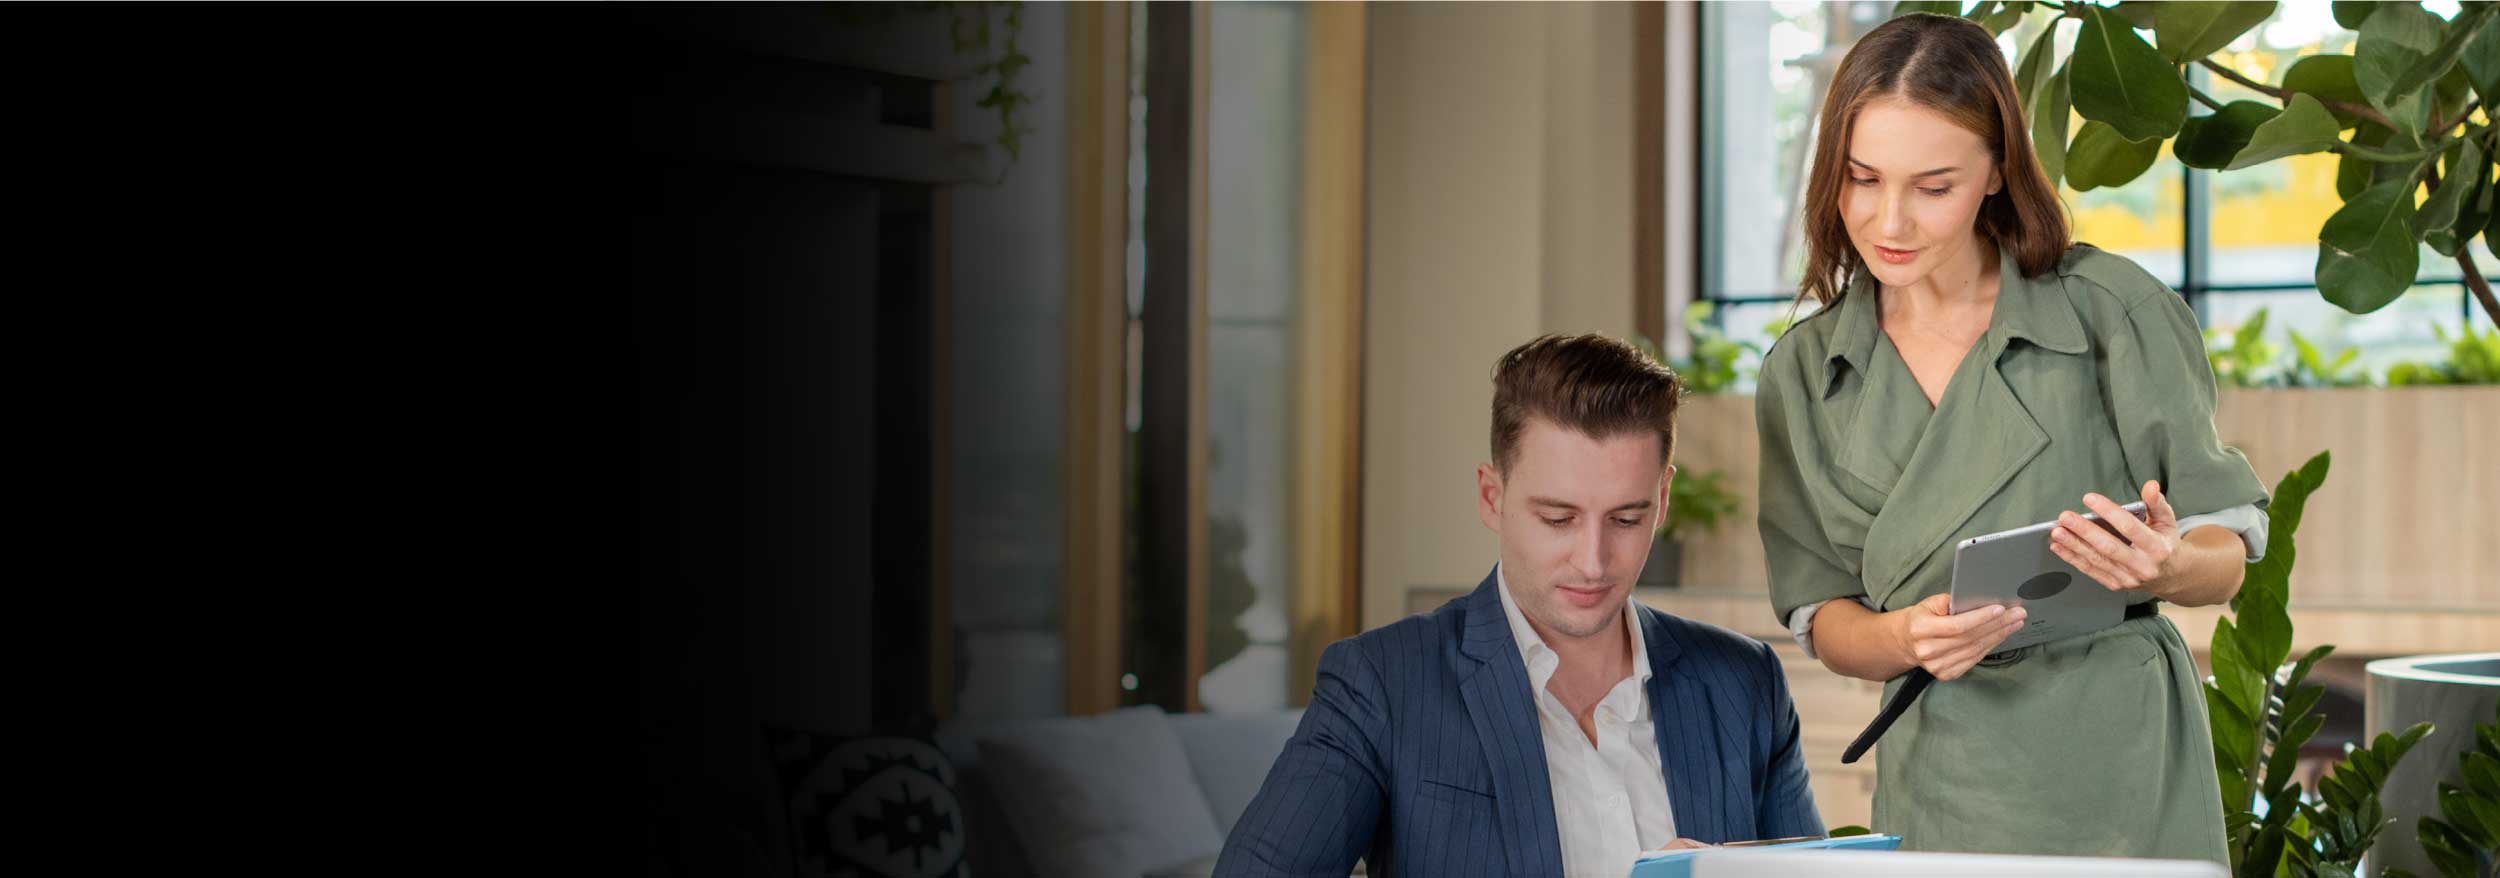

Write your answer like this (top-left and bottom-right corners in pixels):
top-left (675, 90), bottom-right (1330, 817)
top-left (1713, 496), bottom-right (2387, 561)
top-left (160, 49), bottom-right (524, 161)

top-left (1214, 334), bottom-right (1821, 878)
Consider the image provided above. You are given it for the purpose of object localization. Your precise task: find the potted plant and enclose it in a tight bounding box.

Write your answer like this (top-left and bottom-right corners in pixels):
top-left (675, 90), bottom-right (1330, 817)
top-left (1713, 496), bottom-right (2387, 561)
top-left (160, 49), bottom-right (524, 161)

top-left (1633, 304), bottom-right (1754, 590)
top-left (2402, 699), bottom-right (2500, 878)
top-left (1642, 467), bottom-right (1740, 590)
top-left (2205, 450), bottom-right (2440, 878)
top-left (2387, 323), bottom-right (2500, 385)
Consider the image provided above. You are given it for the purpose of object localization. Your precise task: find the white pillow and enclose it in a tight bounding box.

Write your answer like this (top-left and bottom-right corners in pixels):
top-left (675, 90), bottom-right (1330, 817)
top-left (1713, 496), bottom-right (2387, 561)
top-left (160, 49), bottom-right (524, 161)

top-left (975, 705), bottom-right (1226, 878)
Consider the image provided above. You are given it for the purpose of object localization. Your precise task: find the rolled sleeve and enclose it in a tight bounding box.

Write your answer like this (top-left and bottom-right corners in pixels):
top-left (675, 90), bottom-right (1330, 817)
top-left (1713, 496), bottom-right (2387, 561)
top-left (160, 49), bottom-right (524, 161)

top-left (2176, 502), bottom-right (2268, 562)
top-left (1786, 596), bottom-right (1874, 659)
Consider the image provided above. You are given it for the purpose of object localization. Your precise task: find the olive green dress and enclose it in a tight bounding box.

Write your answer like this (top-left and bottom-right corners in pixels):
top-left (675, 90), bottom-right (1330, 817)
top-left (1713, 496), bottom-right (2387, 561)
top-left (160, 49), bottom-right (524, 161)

top-left (1755, 244), bottom-right (2269, 862)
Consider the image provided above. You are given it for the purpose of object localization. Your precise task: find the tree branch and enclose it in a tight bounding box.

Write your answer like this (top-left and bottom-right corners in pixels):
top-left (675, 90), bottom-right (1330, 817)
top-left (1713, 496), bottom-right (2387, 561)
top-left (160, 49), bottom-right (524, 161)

top-left (2431, 103), bottom-right (2486, 138)
top-left (2198, 58), bottom-right (2395, 131)
top-left (2464, 252), bottom-right (2499, 328)
top-left (2423, 164), bottom-right (2500, 326)
top-left (2188, 83), bottom-right (2227, 112)
top-left (2330, 136), bottom-right (2450, 165)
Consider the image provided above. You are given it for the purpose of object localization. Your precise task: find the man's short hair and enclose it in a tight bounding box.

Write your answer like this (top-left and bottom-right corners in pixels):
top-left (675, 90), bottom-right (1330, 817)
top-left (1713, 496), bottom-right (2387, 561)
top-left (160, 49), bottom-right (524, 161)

top-left (1489, 333), bottom-right (1682, 475)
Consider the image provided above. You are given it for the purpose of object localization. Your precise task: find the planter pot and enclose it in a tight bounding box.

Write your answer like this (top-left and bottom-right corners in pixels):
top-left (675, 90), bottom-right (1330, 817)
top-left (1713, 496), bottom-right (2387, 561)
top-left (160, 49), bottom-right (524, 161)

top-left (1640, 539), bottom-right (1684, 589)
top-left (2363, 652), bottom-right (2500, 878)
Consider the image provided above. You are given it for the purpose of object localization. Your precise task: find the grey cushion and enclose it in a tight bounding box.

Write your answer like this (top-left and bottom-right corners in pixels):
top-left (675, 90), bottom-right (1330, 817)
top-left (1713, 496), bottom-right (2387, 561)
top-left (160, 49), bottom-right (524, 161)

top-left (1143, 856), bottom-right (1220, 878)
top-left (1168, 709), bottom-right (1305, 835)
top-left (975, 706), bottom-right (1226, 878)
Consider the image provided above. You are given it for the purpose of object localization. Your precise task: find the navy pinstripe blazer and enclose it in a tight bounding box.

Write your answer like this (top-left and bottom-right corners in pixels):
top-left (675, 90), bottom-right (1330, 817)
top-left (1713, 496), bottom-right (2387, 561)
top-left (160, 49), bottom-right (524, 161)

top-left (1212, 569), bottom-right (1821, 877)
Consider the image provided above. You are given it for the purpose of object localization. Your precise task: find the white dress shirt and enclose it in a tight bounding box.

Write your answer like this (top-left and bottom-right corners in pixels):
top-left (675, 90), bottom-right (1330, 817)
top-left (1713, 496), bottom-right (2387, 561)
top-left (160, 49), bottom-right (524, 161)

top-left (1786, 503), bottom-right (2269, 658)
top-left (1496, 565), bottom-right (1677, 878)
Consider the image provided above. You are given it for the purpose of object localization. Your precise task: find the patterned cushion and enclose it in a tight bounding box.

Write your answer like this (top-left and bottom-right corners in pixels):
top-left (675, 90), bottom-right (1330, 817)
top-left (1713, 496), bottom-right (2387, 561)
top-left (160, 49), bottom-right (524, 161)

top-left (765, 729), bottom-right (967, 878)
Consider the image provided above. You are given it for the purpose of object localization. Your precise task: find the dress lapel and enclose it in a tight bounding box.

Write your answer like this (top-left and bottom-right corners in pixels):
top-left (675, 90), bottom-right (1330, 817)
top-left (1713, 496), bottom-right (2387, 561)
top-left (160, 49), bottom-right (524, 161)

top-left (1855, 249), bottom-right (2083, 608)
top-left (1822, 277), bottom-right (1920, 500)
top-left (1456, 569), bottom-right (1564, 875)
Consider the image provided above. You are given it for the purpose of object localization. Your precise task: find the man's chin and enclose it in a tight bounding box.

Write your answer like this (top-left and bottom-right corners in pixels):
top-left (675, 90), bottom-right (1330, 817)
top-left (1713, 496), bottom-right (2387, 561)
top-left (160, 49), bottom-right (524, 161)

top-left (1543, 587), bottom-right (1623, 637)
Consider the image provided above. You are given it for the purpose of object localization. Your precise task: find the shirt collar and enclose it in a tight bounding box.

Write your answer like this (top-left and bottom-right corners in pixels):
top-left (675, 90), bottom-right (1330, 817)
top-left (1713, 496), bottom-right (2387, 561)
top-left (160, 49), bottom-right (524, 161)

top-left (1819, 243), bottom-right (2088, 398)
top-left (1493, 563), bottom-right (1651, 699)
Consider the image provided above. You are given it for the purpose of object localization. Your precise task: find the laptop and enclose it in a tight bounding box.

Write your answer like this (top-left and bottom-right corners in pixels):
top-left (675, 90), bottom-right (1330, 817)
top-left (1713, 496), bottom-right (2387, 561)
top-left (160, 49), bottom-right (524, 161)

top-left (1687, 849), bottom-right (2226, 877)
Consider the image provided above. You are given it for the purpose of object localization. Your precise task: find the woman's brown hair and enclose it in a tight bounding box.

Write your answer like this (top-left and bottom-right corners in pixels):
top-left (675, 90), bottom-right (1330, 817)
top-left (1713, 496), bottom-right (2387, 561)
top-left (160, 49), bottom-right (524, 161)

top-left (1797, 12), bottom-right (2070, 305)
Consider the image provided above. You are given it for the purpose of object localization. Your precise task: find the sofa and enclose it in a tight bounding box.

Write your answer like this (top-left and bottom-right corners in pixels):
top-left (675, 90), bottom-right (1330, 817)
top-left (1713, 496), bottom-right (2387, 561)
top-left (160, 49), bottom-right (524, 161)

top-left (934, 706), bottom-right (1306, 878)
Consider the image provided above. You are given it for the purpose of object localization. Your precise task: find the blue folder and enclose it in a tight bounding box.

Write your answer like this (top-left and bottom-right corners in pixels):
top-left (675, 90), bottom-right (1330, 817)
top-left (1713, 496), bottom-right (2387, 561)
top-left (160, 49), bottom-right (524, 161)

top-left (1628, 834), bottom-right (1902, 877)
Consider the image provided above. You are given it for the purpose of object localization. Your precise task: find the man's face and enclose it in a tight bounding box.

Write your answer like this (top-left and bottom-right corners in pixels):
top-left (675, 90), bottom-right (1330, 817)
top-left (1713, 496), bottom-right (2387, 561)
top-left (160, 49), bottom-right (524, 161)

top-left (1476, 417), bottom-right (1672, 642)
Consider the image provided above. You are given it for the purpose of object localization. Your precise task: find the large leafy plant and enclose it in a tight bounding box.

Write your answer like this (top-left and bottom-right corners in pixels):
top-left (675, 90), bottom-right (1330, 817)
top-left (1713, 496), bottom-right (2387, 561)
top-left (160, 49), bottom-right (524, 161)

top-left (1893, 1), bottom-right (2500, 325)
top-left (1650, 302), bottom-right (1763, 395)
top-left (1660, 466), bottom-right (1740, 542)
top-left (2403, 700), bottom-right (2500, 878)
top-left (2388, 323), bottom-right (2500, 385)
top-left (2209, 307), bottom-right (2284, 388)
top-left (2207, 308), bottom-right (2500, 386)
top-left (2206, 450), bottom-right (2436, 878)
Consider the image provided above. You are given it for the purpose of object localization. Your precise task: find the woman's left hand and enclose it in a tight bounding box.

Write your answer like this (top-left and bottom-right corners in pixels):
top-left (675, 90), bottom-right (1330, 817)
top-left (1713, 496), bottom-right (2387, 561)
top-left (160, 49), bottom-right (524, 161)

top-left (2048, 481), bottom-right (2181, 598)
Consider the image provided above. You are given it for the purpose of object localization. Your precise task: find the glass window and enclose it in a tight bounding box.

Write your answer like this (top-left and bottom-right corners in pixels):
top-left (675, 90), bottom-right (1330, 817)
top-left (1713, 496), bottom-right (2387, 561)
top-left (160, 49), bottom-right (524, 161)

top-left (1199, 0), bottom-right (1306, 715)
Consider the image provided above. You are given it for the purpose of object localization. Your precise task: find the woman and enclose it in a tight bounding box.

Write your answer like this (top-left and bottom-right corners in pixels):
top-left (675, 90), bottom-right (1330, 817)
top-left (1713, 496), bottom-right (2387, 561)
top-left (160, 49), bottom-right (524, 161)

top-left (1754, 13), bottom-right (2271, 861)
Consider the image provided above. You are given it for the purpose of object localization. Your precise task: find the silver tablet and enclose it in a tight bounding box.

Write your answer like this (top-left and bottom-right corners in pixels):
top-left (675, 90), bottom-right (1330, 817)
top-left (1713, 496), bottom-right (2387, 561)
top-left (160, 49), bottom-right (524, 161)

top-left (1947, 501), bottom-right (2148, 652)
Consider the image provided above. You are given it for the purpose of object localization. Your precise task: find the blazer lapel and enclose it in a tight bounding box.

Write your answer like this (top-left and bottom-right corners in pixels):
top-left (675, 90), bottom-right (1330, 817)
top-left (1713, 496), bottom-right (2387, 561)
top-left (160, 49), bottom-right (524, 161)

top-left (1456, 569), bottom-right (1564, 876)
top-left (1639, 605), bottom-right (1729, 843)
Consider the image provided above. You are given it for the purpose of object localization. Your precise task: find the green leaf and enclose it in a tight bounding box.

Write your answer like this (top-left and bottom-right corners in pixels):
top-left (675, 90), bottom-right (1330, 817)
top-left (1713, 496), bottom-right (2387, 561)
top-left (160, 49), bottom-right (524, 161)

top-left (2332, 1), bottom-right (2378, 31)
top-left (2426, 134), bottom-right (2493, 257)
top-left (2015, 18), bottom-right (2060, 109)
top-left (2176, 100), bottom-right (2278, 169)
top-left (2387, 722), bottom-right (2435, 763)
top-left (2232, 93), bottom-right (2344, 169)
top-left (2355, 2), bottom-right (2444, 114)
top-left (1829, 824), bottom-right (1874, 837)
top-left (2265, 713), bottom-right (2326, 793)
top-left (2462, 751), bottom-right (2500, 800)
top-left (2384, 88), bottom-right (2435, 143)
top-left (2235, 584), bottom-right (2292, 670)
top-left (2287, 644), bottom-right (2335, 693)
top-left (2489, 169), bottom-right (2500, 246)
top-left (2417, 136), bottom-right (2487, 250)
top-left (2209, 685), bottom-right (2257, 774)
top-left (2066, 121), bottom-right (2163, 190)
top-left (2034, 63), bottom-right (2073, 187)
top-left (2335, 122), bottom-right (2395, 199)
top-left (2281, 54), bottom-right (2370, 129)
top-left (2434, 62), bottom-right (2474, 125)
top-left (2072, 5), bottom-right (2190, 142)
top-left (1980, 9), bottom-right (2026, 35)
top-left (2112, 2), bottom-right (2161, 31)
top-left (2156, 2), bottom-right (2279, 63)
top-left (2316, 177), bottom-right (2424, 314)
top-left (2383, 3), bottom-right (2499, 113)
top-left (1892, 0), bottom-right (1967, 18)
top-left (2462, 8), bottom-right (2500, 107)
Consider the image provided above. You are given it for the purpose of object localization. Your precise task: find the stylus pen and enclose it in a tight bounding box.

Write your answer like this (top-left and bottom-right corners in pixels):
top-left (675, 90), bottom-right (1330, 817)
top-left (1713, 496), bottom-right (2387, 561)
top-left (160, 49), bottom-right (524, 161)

top-left (1840, 666), bottom-right (1933, 764)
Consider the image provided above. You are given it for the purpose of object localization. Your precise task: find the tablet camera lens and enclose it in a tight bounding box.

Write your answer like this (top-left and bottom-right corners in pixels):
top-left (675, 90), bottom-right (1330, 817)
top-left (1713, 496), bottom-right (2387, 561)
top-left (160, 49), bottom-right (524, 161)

top-left (2017, 571), bottom-right (2071, 600)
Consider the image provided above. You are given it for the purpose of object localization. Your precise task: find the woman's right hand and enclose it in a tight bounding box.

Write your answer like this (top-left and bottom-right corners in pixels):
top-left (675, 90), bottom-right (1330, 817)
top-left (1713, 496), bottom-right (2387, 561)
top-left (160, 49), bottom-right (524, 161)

top-left (1892, 594), bottom-right (2025, 681)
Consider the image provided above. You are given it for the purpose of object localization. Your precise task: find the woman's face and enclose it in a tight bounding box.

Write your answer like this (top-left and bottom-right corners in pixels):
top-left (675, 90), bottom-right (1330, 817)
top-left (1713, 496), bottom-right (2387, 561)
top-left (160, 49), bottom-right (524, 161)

top-left (1840, 97), bottom-right (2004, 290)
